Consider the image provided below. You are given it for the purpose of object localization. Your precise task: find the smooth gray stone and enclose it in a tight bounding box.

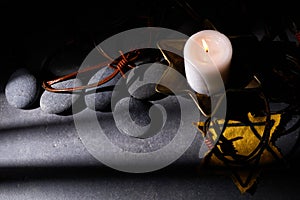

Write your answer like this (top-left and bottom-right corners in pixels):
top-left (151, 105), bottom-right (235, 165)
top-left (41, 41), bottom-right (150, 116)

top-left (114, 97), bottom-right (162, 139)
top-left (106, 96), bottom-right (182, 153)
top-left (131, 83), bottom-right (165, 100)
top-left (85, 67), bottom-right (122, 112)
top-left (129, 97), bottom-right (152, 127)
top-left (40, 79), bottom-right (82, 114)
top-left (127, 63), bottom-right (166, 101)
top-left (5, 68), bottom-right (38, 109)
top-left (126, 64), bottom-right (167, 101)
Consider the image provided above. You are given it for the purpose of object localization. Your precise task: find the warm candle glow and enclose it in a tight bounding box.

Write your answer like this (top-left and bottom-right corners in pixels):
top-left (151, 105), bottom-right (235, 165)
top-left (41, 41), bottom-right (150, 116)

top-left (184, 30), bottom-right (232, 95)
top-left (202, 39), bottom-right (209, 53)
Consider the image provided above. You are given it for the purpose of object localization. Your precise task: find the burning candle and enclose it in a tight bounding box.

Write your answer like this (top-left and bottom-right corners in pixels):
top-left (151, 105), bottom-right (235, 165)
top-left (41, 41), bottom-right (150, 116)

top-left (183, 30), bottom-right (232, 95)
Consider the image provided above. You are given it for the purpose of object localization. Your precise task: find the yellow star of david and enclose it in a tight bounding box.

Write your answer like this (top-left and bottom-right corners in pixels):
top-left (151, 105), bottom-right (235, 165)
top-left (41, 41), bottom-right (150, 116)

top-left (195, 112), bottom-right (282, 193)
top-left (155, 37), bottom-right (284, 194)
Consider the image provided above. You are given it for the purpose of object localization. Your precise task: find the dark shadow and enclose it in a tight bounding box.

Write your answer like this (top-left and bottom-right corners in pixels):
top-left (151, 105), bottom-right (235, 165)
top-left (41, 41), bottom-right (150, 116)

top-left (226, 35), bottom-right (262, 90)
top-left (0, 156), bottom-right (298, 183)
top-left (0, 163), bottom-right (203, 182)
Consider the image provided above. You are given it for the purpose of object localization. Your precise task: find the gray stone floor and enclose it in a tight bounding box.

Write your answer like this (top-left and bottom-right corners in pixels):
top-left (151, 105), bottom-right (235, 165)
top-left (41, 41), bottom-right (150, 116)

top-left (1, 84), bottom-right (300, 199)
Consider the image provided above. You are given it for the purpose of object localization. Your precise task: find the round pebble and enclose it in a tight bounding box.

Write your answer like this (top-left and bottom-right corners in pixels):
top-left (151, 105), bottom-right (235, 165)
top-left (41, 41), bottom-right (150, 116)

top-left (113, 96), bottom-right (168, 139)
top-left (129, 97), bottom-right (152, 126)
top-left (126, 63), bottom-right (167, 101)
top-left (85, 67), bottom-right (122, 112)
top-left (40, 79), bottom-right (82, 114)
top-left (5, 68), bottom-right (39, 109)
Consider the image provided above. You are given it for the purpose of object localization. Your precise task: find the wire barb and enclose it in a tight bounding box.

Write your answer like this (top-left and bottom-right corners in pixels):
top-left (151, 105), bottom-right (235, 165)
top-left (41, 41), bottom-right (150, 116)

top-left (42, 49), bottom-right (140, 93)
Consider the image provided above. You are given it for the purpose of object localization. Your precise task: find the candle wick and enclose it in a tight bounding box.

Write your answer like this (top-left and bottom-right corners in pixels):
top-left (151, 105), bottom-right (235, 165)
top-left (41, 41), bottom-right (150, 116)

top-left (201, 39), bottom-right (209, 53)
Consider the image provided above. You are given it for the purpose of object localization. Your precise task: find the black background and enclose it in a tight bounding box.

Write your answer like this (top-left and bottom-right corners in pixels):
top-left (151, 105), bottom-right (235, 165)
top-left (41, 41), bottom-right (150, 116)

top-left (1, 0), bottom-right (299, 75)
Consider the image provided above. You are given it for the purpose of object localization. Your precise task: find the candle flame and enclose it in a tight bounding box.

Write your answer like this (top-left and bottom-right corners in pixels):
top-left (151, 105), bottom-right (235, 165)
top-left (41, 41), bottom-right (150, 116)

top-left (202, 39), bottom-right (209, 53)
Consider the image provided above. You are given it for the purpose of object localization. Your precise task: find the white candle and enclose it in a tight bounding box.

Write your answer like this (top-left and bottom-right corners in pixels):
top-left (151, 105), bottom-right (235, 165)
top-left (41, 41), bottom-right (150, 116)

top-left (183, 30), bottom-right (232, 95)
